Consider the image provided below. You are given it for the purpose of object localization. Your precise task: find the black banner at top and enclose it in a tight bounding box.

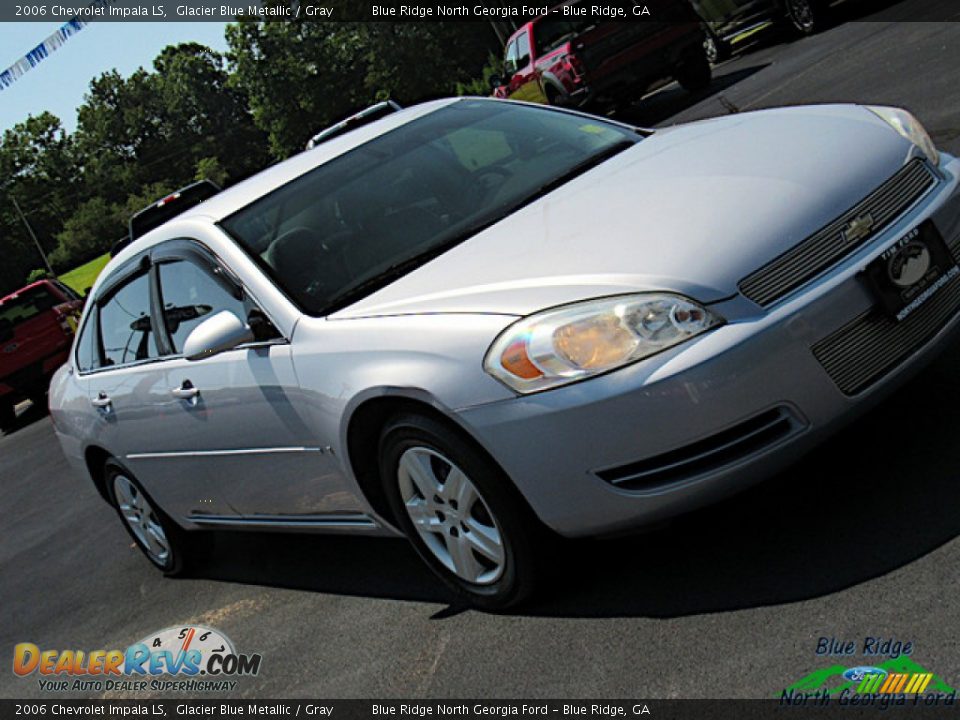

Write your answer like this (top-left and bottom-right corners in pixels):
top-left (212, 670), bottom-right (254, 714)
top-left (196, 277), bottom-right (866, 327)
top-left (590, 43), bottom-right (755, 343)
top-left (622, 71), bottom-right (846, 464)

top-left (3, 0), bottom-right (959, 23)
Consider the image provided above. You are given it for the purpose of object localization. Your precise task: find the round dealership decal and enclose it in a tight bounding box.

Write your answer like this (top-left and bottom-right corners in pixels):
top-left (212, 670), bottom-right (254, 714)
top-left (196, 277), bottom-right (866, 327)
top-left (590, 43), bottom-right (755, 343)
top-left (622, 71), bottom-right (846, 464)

top-left (888, 240), bottom-right (931, 287)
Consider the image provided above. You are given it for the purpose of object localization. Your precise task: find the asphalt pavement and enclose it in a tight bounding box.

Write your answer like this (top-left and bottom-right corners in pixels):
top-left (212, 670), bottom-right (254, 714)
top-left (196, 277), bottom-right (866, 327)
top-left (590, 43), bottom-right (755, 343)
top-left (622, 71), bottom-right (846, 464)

top-left (3, 4), bottom-right (960, 699)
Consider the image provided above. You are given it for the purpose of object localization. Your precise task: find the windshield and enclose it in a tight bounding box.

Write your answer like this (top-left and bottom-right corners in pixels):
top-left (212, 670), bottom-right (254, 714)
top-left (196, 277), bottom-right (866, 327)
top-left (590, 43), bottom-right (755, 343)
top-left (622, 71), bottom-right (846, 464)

top-left (220, 100), bottom-right (639, 316)
top-left (0, 285), bottom-right (60, 330)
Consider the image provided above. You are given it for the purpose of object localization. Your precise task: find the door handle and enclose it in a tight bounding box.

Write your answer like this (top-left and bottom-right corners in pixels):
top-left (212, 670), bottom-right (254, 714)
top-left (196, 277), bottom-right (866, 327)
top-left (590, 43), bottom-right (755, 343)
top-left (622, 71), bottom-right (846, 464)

top-left (171, 380), bottom-right (200, 400)
top-left (91, 392), bottom-right (112, 410)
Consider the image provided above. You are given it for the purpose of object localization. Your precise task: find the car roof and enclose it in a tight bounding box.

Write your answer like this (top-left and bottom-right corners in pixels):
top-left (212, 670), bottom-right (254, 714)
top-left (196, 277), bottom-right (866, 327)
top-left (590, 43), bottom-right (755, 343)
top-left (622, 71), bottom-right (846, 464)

top-left (0, 279), bottom-right (56, 305)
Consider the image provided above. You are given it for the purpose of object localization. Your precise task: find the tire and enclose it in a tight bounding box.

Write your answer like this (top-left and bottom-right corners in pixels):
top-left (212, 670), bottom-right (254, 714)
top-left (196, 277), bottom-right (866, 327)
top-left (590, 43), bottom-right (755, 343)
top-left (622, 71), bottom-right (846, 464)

top-left (704, 34), bottom-right (731, 65)
top-left (544, 84), bottom-right (567, 107)
top-left (104, 460), bottom-right (186, 575)
top-left (784, 0), bottom-right (828, 34)
top-left (0, 402), bottom-right (15, 432)
top-left (676, 49), bottom-right (712, 92)
top-left (379, 413), bottom-right (542, 610)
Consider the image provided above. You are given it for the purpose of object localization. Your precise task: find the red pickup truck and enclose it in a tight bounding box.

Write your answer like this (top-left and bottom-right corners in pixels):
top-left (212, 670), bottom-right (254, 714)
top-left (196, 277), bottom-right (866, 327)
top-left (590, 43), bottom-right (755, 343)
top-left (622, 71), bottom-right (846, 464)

top-left (492, 2), bottom-right (709, 109)
top-left (0, 279), bottom-right (84, 431)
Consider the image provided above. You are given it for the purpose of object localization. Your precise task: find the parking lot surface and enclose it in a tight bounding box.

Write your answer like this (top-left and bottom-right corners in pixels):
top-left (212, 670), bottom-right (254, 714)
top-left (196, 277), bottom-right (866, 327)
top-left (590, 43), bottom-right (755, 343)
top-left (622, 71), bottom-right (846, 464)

top-left (3, 4), bottom-right (960, 699)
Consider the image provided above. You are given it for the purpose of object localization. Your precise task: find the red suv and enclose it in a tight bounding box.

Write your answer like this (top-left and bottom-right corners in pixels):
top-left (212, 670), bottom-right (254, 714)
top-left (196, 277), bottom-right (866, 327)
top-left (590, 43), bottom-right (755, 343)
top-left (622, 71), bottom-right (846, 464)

top-left (492, 2), bottom-right (709, 109)
top-left (0, 279), bottom-right (83, 431)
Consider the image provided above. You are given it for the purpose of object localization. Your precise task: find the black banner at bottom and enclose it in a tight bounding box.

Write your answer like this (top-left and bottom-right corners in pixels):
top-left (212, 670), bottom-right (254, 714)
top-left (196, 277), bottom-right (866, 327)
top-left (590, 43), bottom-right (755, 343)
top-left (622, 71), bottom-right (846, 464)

top-left (2, 699), bottom-right (959, 720)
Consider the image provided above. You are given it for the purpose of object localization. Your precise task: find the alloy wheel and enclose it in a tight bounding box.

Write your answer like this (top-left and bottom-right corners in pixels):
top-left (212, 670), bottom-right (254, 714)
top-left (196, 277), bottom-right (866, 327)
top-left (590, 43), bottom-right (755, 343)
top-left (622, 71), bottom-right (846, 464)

top-left (113, 474), bottom-right (171, 566)
top-left (787, 0), bottom-right (816, 32)
top-left (704, 36), bottom-right (719, 65)
top-left (397, 447), bottom-right (505, 585)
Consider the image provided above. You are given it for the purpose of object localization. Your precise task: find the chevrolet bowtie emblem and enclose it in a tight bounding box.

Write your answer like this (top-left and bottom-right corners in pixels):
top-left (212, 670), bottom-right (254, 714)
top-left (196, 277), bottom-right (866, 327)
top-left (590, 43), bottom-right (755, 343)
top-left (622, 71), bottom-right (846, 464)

top-left (842, 213), bottom-right (876, 244)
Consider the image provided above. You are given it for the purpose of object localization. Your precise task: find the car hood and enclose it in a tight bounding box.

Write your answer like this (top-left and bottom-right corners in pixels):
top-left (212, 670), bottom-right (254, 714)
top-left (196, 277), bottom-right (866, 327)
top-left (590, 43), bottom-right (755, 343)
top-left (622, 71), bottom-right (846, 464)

top-left (331, 104), bottom-right (916, 319)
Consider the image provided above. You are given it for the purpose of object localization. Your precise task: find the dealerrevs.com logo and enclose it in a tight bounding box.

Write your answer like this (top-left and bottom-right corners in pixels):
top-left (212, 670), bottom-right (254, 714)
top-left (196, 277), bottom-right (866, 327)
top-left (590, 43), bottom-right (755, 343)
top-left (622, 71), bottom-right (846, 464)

top-left (13, 625), bottom-right (262, 693)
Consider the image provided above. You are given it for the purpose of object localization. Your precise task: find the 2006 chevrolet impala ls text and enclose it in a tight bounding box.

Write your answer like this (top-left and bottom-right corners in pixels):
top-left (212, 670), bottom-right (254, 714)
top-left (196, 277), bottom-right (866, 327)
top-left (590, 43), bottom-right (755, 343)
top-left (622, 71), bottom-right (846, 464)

top-left (49, 98), bottom-right (960, 607)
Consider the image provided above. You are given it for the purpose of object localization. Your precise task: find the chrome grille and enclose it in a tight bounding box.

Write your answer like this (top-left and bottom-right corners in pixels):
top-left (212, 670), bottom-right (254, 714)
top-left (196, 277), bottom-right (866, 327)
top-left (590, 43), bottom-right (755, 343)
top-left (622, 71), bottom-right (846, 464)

top-left (812, 232), bottom-right (960, 395)
top-left (740, 160), bottom-right (937, 307)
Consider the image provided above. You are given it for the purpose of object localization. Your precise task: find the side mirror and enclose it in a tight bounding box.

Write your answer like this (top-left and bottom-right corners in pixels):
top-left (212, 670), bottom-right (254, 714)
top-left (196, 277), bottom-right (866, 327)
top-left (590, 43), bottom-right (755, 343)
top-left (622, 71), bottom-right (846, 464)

top-left (489, 74), bottom-right (503, 90)
top-left (182, 310), bottom-right (254, 361)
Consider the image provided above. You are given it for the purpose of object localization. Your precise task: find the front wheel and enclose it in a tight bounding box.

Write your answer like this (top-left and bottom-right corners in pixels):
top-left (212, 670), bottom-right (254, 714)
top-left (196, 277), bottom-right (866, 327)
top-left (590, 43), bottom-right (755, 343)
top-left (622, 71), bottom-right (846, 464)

top-left (379, 413), bottom-right (542, 610)
top-left (676, 49), bottom-right (712, 92)
top-left (105, 460), bottom-right (186, 574)
top-left (0, 402), bottom-right (15, 432)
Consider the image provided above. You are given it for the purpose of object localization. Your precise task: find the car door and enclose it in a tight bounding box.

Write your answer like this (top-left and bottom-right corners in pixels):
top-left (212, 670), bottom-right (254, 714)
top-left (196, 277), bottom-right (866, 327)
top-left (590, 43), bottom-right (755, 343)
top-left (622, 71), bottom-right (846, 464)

top-left (506, 30), bottom-right (546, 104)
top-left (84, 256), bottom-right (234, 520)
top-left (150, 240), bottom-right (351, 521)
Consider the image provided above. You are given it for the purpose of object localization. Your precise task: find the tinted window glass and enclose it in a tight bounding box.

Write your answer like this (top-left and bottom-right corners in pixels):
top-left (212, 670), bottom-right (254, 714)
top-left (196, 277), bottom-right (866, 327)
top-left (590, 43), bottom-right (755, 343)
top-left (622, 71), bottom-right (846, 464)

top-left (516, 31), bottom-right (531, 65)
top-left (55, 281), bottom-right (81, 301)
top-left (0, 285), bottom-right (59, 328)
top-left (74, 312), bottom-right (99, 373)
top-left (157, 259), bottom-right (252, 353)
top-left (98, 273), bottom-right (159, 367)
top-left (221, 102), bottom-right (637, 316)
top-left (504, 39), bottom-right (518, 69)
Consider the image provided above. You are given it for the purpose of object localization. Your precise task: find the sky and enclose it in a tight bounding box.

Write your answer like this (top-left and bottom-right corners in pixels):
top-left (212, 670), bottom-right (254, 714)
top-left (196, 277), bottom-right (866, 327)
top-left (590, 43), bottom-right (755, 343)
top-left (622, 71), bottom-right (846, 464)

top-left (0, 21), bottom-right (230, 134)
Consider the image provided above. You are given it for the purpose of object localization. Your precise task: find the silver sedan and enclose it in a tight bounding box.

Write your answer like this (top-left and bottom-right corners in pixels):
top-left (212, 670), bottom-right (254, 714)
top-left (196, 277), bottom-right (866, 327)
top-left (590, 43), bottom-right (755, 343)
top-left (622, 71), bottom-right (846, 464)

top-left (50, 98), bottom-right (960, 608)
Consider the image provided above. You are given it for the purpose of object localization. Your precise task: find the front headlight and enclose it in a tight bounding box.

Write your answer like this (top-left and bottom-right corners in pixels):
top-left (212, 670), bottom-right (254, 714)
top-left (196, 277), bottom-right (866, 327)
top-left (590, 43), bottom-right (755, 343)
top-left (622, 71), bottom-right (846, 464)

top-left (483, 294), bottom-right (723, 394)
top-left (866, 105), bottom-right (939, 167)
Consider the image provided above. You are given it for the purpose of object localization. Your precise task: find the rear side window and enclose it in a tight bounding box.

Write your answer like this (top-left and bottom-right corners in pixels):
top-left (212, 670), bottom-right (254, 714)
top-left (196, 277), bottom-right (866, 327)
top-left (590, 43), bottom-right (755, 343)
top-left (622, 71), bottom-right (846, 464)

top-left (157, 260), bottom-right (252, 354)
top-left (98, 273), bottom-right (159, 367)
top-left (74, 312), bottom-right (99, 373)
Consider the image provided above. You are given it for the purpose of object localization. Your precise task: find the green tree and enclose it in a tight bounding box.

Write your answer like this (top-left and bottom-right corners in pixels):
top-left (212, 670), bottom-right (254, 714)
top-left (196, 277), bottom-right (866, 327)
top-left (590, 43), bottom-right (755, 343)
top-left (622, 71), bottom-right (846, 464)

top-left (49, 196), bottom-right (122, 268)
top-left (0, 113), bottom-right (78, 292)
top-left (226, 19), bottom-right (498, 158)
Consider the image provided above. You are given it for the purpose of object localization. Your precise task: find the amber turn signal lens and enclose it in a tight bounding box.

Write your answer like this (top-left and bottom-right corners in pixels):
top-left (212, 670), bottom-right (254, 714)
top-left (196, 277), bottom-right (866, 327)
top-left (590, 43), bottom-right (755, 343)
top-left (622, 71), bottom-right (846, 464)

top-left (500, 339), bottom-right (543, 380)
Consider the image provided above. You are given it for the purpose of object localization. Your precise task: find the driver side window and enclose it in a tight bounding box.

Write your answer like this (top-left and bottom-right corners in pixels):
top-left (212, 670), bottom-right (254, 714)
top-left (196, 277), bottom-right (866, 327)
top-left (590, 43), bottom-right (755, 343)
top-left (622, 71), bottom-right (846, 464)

top-left (504, 39), bottom-right (519, 76)
top-left (156, 259), bottom-right (259, 354)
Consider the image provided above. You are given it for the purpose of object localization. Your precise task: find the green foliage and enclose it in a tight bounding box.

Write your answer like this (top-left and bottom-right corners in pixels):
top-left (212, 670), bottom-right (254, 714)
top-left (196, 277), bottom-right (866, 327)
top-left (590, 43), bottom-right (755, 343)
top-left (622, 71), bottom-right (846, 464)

top-left (49, 197), bottom-right (123, 269)
top-left (59, 253), bottom-right (111, 295)
top-left (456, 52), bottom-right (504, 97)
top-left (26, 268), bottom-right (50, 283)
top-left (226, 19), bottom-right (498, 158)
top-left (195, 156), bottom-right (228, 187)
top-left (0, 24), bottom-right (502, 294)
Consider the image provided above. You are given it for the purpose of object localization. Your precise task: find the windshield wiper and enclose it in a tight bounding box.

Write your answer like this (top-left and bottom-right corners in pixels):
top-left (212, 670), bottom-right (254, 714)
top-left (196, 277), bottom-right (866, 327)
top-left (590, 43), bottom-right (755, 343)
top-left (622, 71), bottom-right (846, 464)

top-left (520, 139), bottom-right (636, 204)
top-left (320, 242), bottom-right (464, 316)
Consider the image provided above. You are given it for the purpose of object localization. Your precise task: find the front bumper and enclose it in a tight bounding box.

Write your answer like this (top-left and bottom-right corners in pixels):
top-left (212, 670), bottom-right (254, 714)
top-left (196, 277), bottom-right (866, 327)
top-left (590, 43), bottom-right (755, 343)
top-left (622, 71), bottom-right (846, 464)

top-left (456, 154), bottom-right (960, 537)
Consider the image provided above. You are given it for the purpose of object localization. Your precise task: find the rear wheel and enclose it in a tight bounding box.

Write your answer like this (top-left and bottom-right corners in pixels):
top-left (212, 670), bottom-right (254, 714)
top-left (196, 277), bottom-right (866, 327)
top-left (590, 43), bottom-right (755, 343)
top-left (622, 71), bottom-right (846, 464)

top-left (676, 49), bottom-right (712, 92)
top-left (379, 413), bottom-right (542, 610)
top-left (704, 34), bottom-right (731, 64)
top-left (785, 0), bottom-right (828, 34)
top-left (544, 84), bottom-right (568, 107)
top-left (0, 402), bottom-right (15, 432)
top-left (105, 460), bottom-right (186, 574)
